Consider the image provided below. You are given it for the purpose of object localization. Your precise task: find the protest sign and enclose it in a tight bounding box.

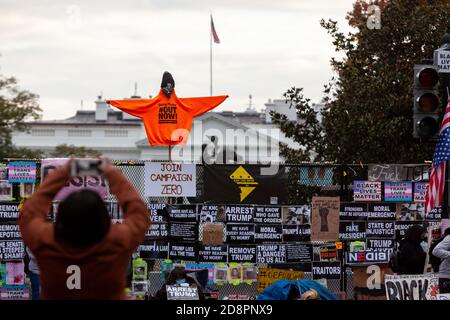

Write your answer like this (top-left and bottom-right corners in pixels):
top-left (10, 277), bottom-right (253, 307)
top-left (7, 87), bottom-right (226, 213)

top-left (286, 243), bottom-right (313, 263)
top-left (254, 206), bottom-right (282, 224)
top-left (41, 158), bottom-right (108, 200)
top-left (167, 205), bottom-right (197, 222)
top-left (366, 221), bottom-right (395, 239)
top-left (282, 205), bottom-right (310, 225)
top-left (366, 239), bottom-right (395, 250)
top-left (282, 224), bottom-right (311, 242)
top-left (0, 202), bottom-right (20, 222)
top-left (340, 203), bottom-right (367, 220)
top-left (201, 223), bottom-right (224, 245)
top-left (413, 182), bottom-right (428, 203)
top-left (395, 221), bottom-right (423, 238)
top-left (166, 285), bottom-right (199, 300)
top-left (199, 205), bottom-right (226, 223)
top-left (311, 197), bottom-right (340, 241)
top-left (8, 161), bottom-right (36, 183)
top-left (346, 249), bottom-right (391, 265)
top-left (426, 207), bottom-right (443, 221)
top-left (147, 203), bottom-right (167, 223)
top-left (257, 244), bottom-right (287, 264)
top-left (145, 223), bottom-right (168, 240)
top-left (254, 224), bottom-right (283, 243)
top-left (226, 224), bottom-right (255, 243)
top-left (227, 245), bottom-right (257, 263)
top-left (225, 205), bottom-right (254, 223)
top-left (0, 181), bottom-right (12, 201)
top-left (367, 203), bottom-right (396, 220)
top-left (385, 274), bottom-right (439, 300)
top-left (169, 243), bottom-right (197, 261)
top-left (138, 241), bottom-right (169, 260)
top-left (0, 285), bottom-right (30, 300)
top-left (0, 240), bottom-right (24, 260)
top-left (339, 221), bottom-right (366, 240)
top-left (0, 224), bottom-right (21, 240)
top-left (384, 182), bottom-right (413, 202)
top-left (312, 262), bottom-right (341, 280)
top-left (353, 181), bottom-right (382, 202)
top-left (352, 265), bottom-right (392, 300)
top-left (256, 268), bottom-right (304, 292)
top-left (169, 222), bottom-right (198, 242)
top-left (319, 245), bottom-right (337, 262)
top-left (198, 245), bottom-right (228, 263)
top-left (145, 162), bottom-right (196, 197)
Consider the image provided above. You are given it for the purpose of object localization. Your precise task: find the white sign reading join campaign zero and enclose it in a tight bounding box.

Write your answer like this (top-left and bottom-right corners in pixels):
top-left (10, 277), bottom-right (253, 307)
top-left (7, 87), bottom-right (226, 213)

top-left (144, 162), bottom-right (196, 197)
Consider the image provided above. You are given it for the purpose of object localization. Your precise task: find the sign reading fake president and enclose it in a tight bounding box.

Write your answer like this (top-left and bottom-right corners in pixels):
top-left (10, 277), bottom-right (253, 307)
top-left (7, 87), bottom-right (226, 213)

top-left (144, 162), bottom-right (196, 197)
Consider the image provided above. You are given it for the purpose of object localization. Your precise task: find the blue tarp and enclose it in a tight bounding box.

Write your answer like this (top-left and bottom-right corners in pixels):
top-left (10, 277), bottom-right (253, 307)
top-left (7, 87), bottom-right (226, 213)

top-left (257, 280), bottom-right (339, 300)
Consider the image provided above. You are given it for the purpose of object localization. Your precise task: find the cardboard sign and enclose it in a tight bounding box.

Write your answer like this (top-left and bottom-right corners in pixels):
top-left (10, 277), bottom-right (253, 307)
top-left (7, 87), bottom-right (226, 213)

top-left (8, 161), bottom-right (36, 183)
top-left (167, 205), bottom-right (197, 222)
top-left (413, 182), bottom-right (428, 203)
top-left (41, 158), bottom-right (108, 201)
top-left (346, 249), bottom-right (391, 265)
top-left (368, 164), bottom-right (405, 182)
top-left (138, 241), bottom-right (169, 260)
top-left (148, 203), bottom-right (167, 222)
top-left (169, 222), bottom-right (198, 242)
top-left (340, 203), bottom-right (367, 220)
top-left (225, 205), bottom-right (254, 223)
top-left (254, 206), bottom-right (282, 224)
top-left (199, 205), bottom-right (226, 223)
top-left (254, 224), bottom-right (283, 243)
top-left (385, 274), bottom-right (439, 300)
top-left (366, 221), bottom-right (395, 239)
top-left (312, 262), bottom-right (341, 280)
top-left (0, 181), bottom-right (12, 201)
top-left (144, 162), bottom-right (196, 197)
top-left (226, 224), bottom-right (255, 243)
top-left (339, 221), bottom-right (366, 240)
top-left (198, 245), bottom-right (228, 263)
top-left (384, 182), bottom-right (412, 202)
top-left (366, 239), bottom-right (395, 250)
top-left (0, 240), bottom-right (24, 260)
top-left (311, 197), bottom-right (340, 241)
top-left (282, 224), bottom-right (311, 242)
top-left (0, 202), bottom-right (20, 222)
top-left (352, 265), bottom-right (392, 299)
top-left (227, 245), bottom-right (257, 263)
top-left (367, 203), bottom-right (396, 220)
top-left (257, 245), bottom-right (287, 264)
top-left (0, 285), bottom-right (30, 300)
top-left (353, 181), bottom-right (382, 202)
top-left (0, 224), bottom-right (21, 240)
top-left (145, 223), bottom-right (168, 240)
top-left (256, 268), bottom-right (304, 292)
top-left (282, 205), bottom-right (311, 225)
top-left (166, 285), bottom-right (199, 300)
top-left (201, 223), bottom-right (224, 245)
top-left (169, 243), bottom-right (197, 261)
top-left (286, 243), bottom-right (313, 263)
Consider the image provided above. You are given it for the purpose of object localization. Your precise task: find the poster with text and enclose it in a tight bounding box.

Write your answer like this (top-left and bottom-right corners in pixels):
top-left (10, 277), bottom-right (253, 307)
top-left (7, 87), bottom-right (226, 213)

top-left (346, 249), bottom-right (391, 265)
top-left (225, 205), bottom-right (254, 223)
top-left (384, 182), bottom-right (413, 202)
top-left (353, 181), bottom-right (382, 202)
top-left (312, 261), bottom-right (341, 280)
top-left (198, 245), bottom-right (228, 263)
top-left (0, 202), bottom-right (20, 222)
top-left (145, 223), bottom-right (168, 240)
top-left (169, 222), bottom-right (198, 242)
top-left (257, 244), bottom-right (287, 264)
top-left (0, 223), bottom-right (21, 240)
top-left (199, 205), bottom-right (226, 223)
top-left (0, 240), bottom-right (24, 261)
top-left (367, 203), bottom-right (397, 220)
top-left (286, 243), bottom-right (313, 263)
top-left (339, 221), bottom-right (367, 240)
top-left (311, 197), bottom-right (340, 241)
top-left (340, 203), bottom-right (367, 221)
top-left (282, 224), bottom-right (311, 242)
top-left (385, 274), bottom-right (439, 300)
top-left (147, 203), bottom-right (167, 223)
top-left (167, 205), bottom-right (197, 222)
top-left (257, 268), bottom-right (304, 292)
top-left (366, 221), bottom-right (395, 239)
top-left (144, 162), bottom-right (196, 197)
top-left (254, 206), bottom-right (282, 224)
top-left (138, 241), bottom-right (169, 260)
top-left (395, 221), bottom-right (423, 239)
top-left (254, 224), bottom-right (283, 243)
top-left (8, 161), bottom-right (36, 183)
top-left (226, 224), bottom-right (255, 243)
top-left (413, 182), bottom-right (428, 203)
top-left (227, 245), bottom-right (257, 263)
top-left (169, 243), bottom-right (198, 261)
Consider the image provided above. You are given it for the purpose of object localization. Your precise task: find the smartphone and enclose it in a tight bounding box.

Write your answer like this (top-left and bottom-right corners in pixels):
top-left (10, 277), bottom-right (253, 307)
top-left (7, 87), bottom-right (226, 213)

top-left (71, 159), bottom-right (103, 176)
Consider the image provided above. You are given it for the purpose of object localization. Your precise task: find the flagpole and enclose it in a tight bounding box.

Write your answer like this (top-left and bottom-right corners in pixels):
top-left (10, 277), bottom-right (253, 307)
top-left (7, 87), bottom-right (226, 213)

top-left (210, 15), bottom-right (213, 96)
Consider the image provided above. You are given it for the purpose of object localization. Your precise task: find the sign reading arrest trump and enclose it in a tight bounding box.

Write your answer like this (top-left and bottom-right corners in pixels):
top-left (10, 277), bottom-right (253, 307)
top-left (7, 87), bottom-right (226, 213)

top-left (145, 162), bottom-right (196, 197)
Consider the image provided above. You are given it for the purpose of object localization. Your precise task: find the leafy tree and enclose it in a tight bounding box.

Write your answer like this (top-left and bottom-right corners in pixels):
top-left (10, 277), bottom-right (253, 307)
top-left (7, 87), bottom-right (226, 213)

top-left (50, 144), bottom-right (102, 158)
top-left (272, 0), bottom-right (450, 164)
top-left (0, 71), bottom-right (42, 159)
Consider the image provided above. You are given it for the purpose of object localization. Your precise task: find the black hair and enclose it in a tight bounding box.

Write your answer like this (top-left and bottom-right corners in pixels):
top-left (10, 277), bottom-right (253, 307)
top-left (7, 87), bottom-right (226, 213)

top-left (55, 189), bottom-right (111, 248)
top-left (161, 71), bottom-right (175, 98)
top-left (404, 225), bottom-right (426, 243)
top-left (444, 227), bottom-right (450, 236)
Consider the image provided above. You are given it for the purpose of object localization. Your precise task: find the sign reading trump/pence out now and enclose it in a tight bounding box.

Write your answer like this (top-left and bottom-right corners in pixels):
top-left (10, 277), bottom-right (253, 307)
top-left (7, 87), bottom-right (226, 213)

top-left (145, 162), bottom-right (196, 197)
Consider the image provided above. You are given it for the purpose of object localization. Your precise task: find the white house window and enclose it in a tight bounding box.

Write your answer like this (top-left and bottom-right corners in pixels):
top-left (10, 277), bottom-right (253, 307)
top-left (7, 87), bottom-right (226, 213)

top-left (31, 129), bottom-right (55, 136)
top-left (104, 129), bottom-right (128, 137)
top-left (68, 129), bottom-right (92, 137)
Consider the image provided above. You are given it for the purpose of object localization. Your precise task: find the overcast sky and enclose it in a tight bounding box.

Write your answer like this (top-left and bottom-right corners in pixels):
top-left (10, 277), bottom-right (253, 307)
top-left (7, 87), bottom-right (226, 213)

top-left (0, 0), bottom-right (354, 120)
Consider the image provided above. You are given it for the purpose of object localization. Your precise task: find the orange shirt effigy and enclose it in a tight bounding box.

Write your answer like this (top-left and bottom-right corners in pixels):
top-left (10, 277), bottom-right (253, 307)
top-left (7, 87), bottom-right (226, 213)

top-left (107, 89), bottom-right (228, 146)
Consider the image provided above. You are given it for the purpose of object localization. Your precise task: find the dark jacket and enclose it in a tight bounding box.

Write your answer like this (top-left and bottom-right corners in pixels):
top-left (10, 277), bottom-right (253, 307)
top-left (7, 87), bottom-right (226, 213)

top-left (398, 239), bottom-right (426, 274)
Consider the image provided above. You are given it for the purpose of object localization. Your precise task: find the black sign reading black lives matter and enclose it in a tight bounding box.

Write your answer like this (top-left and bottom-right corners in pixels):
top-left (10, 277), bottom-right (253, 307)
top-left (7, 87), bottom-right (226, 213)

top-left (254, 206), bottom-right (282, 224)
top-left (148, 203), bottom-right (167, 223)
top-left (169, 222), bottom-right (198, 242)
top-left (0, 202), bottom-right (20, 222)
top-left (312, 261), bottom-right (341, 280)
top-left (198, 245), bottom-right (228, 263)
top-left (340, 203), bottom-right (367, 220)
top-left (282, 225), bottom-right (311, 242)
top-left (367, 203), bottom-right (396, 220)
top-left (145, 223), bottom-right (168, 240)
top-left (226, 224), bottom-right (255, 243)
top-left (139, 241), bottom-right (169, 260)
top-left (366, 221), bottom-right (395, 239)
top-left (169, 243), bottom-right (198, 261)
top-left (225, 205), bottom-right (254, 223)
top-left (257, 245), bottom-right (287, 264)
top-left (254, 224), bottom-right (283, 243)
top-left (286, 243), bottom-right (313, 263)
top-left (228, 245), bottom-right (257, 263)
top-left (167, 205), bottom-right (197, 222)
top-left (0, 240), bottom-right (24, 261)
top-left (339, 221), bottom-right (366, 240)
top-left (0, 223), bottom-right (21, 240)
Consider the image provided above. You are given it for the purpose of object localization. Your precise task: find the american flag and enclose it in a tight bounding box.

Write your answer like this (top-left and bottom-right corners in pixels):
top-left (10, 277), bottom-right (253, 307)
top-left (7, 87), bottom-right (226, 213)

top-left (425, 98), bottom-right (450, 214)
top-left (211, 15), bottom-right (220, 44)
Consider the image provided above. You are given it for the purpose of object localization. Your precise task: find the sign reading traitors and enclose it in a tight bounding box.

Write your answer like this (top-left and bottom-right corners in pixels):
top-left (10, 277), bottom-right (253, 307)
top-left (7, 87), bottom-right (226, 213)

top-left (145, 162), bottom-right (196, 197)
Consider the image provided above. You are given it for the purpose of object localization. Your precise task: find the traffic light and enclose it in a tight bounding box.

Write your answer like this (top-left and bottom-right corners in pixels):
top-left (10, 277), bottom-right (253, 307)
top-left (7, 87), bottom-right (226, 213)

top-left (413, 64), bottom-right (441, 140)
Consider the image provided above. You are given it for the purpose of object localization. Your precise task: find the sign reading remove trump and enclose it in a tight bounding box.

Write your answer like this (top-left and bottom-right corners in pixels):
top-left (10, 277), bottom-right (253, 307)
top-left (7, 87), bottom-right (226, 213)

top-left (145, 162), bottom-right (196, 197)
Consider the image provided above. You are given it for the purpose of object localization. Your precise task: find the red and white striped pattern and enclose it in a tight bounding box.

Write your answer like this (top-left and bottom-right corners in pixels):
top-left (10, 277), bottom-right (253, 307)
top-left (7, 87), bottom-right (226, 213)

top-left (425, 162), bottom-right (446, 214)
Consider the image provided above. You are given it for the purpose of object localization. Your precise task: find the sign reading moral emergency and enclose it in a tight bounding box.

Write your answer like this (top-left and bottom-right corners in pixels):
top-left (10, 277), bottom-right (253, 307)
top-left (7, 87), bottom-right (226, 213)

top-left (353, 181), bottom-right (382, 202)
top-left (145, 162), bottom-right (196, 197)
